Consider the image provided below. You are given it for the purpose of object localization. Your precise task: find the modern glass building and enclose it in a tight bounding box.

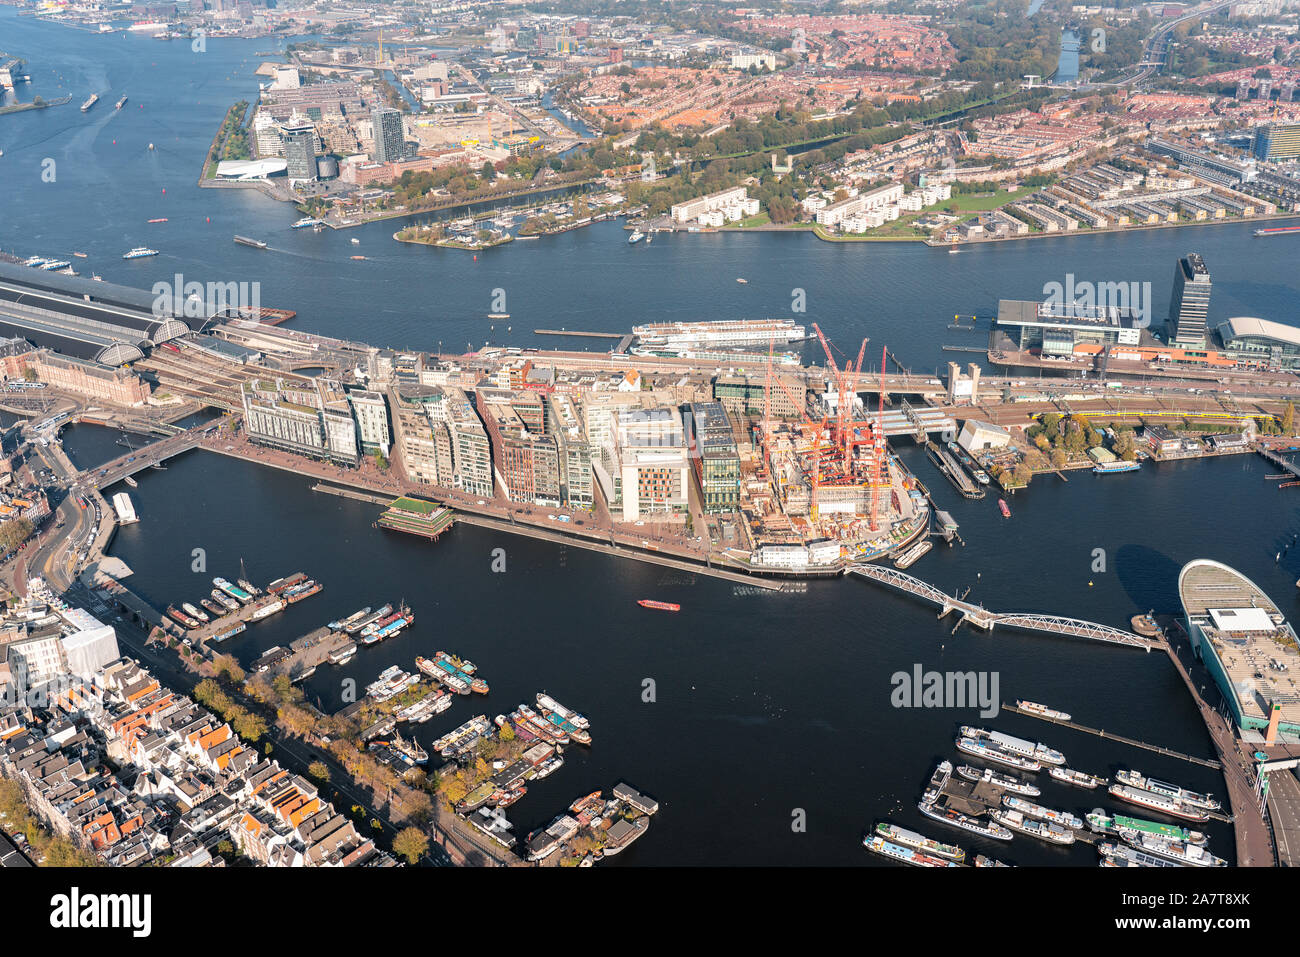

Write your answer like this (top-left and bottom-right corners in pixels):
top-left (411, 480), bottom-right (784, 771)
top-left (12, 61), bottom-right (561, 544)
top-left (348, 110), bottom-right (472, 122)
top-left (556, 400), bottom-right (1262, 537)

top-left (1215, 316), bottom-right (1300, 370)
top-left (1168, 253), bottom-right (1211, 347)
top-left (280, 118), bottom-right (317, 182)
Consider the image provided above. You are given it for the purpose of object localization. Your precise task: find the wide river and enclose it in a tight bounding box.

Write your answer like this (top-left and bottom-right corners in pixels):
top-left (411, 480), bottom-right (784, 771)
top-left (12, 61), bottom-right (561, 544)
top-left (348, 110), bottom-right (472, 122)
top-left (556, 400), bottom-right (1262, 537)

top-left (5, 9), bottom-right (1299, 864)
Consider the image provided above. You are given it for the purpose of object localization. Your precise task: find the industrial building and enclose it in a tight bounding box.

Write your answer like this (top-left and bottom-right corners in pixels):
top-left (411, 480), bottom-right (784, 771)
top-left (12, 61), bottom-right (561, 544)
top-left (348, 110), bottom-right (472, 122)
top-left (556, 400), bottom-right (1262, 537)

top-left (0, 261), bottom-right (192, 367)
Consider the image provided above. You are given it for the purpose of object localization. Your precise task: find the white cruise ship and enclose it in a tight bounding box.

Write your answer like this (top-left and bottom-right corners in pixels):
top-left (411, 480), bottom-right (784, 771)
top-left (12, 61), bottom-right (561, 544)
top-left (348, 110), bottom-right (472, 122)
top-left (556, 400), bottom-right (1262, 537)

top-left (630, 319), bottom-right (807, 352)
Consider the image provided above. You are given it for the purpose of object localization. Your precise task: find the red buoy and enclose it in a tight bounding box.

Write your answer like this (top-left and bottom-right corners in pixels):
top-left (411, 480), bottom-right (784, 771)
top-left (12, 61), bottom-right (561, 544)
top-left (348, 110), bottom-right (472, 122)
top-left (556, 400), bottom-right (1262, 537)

top-left (162, 188), bottom-right (166, 194)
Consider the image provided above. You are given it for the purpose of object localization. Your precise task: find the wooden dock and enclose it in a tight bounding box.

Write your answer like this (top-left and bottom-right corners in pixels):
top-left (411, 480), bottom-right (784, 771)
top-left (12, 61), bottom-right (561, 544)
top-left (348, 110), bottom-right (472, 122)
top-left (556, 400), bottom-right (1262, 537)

top-left (534, 329), bottom-right (622, 338)
top-left (1002, 702), bottom-right (1221, 769)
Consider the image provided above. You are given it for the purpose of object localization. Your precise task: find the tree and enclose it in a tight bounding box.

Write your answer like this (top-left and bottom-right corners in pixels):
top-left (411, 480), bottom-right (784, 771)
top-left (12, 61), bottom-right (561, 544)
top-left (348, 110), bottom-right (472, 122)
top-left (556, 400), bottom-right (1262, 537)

top-left (1050, 448), bottom-right (1067, 469)
top-left (1283, 401), bottom-right (1295, 435)
top-left (308, 761), bottom-right (330, 783)
top-left (392, 826), bottom-right (429, 864)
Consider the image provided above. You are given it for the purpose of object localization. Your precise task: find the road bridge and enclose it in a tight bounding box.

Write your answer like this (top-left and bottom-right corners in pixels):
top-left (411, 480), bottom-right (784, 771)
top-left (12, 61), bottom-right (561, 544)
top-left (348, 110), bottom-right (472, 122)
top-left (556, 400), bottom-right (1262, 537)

top-left (849, 565), bottom-right (1153, 649)
top-left (78, 427), bottom-right (208, 489)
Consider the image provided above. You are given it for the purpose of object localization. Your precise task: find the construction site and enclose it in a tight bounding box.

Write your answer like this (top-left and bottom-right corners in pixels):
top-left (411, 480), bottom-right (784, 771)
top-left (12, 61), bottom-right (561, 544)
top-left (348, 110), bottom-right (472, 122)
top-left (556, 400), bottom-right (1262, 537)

top-left (740, 325), bottom-right (931, 567)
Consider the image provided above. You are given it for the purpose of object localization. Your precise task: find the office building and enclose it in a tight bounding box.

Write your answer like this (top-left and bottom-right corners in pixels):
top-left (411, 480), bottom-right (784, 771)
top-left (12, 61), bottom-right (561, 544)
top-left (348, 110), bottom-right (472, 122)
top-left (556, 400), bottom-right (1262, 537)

top-left (1254, 123), bottom-right (1300, 162)
top-left (687, 401), bottom-right (740, 514)
top-left (280, 115), bottom-right (318, 182)
top-left (371, 106), bottom-right (406, 164)
top-left (1168, 253), bottom-right (1212, 347)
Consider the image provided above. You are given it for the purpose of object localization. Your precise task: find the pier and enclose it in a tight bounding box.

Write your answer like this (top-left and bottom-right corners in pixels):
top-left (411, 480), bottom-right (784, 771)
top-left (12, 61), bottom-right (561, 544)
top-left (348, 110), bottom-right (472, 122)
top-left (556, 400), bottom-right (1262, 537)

top-left (534, 329), bottom-right (623, 339)
top-left (312, 483), bottom-right (394, 506)
top-left (850, 565), bottom-right (1154, 649)
top-left (1256, 445), bottom-right (1300, 481)
top-left (1001, 702), bottom-right (1220, 768)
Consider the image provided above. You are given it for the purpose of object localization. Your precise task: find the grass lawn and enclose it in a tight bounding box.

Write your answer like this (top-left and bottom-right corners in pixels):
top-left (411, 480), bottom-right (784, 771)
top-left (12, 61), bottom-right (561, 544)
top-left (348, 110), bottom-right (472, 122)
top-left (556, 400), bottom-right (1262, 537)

top-left (947, 185), bottom-right (1036, 214)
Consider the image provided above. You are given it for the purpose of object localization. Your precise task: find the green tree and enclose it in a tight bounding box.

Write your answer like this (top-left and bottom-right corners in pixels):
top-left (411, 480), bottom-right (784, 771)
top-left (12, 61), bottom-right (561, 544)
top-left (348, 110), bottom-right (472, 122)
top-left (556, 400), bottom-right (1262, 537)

top-left (307, 761), bottom-right (330, 783)
top-left (393, 826), bottom-right (428, 864)
top-left (1283, 401), bottom-right (1295, 435)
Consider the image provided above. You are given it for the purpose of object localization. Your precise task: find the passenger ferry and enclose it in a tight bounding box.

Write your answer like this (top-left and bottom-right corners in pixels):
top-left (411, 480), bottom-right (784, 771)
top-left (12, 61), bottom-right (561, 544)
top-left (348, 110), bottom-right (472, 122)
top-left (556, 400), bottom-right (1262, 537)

top-left (291, 217), bottom-right (323, 229)
top-left (1049, 766), bottom-right (1104, 789)
top-left (1094, 459), bottom-right (1140, 474)
top-left (863, 834), bottom-right (962, 867)
top-left (873, 822), bottom-right (965, 862)
top-left (1016, 700), bottom-right (1071, 721)
top-left (1114, 770), bottom-right (1220, 811)
top-left (627, 230), bottom-right (645, 244)
top-left (122, 247), bottom-right (158, 259)
top-left (955, 736), bottom-right (1041, 772)
top-left (1108, 784), bottom-right (1210, 822)
top-left (1001, 795), bottom-right (1083, 830)
top-left (956, 764), bottom-right (1041, 796)
top-left (917, 802), bottom-right (1013, 841)
top-left (989, 808), bottom-right (1076, 844)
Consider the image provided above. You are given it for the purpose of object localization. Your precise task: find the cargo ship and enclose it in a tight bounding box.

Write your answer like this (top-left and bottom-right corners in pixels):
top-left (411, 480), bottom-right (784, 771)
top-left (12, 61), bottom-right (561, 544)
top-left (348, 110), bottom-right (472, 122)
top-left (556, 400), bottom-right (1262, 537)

top-left (122, 247), bottom-right (158, 259)
top-left (989, 808), bottom-right (1075, 844)
top-left (1001, 795), bottom-right (1083, 830)
top-left (1254, 224), bottom-right (1300, 237)
top-left (873, 822), bottom-right (965, 862)
top-left (1094, 460), bottom-right (1140, 474)
top-left (917, 801), bottom-right (1013, 841)
top-left (115, 95), bottom-right (127, 110)
top-left (962, 726), bottom-right (1065, 766)
top-left (213, 577), bottom-right (253, 604)
top-left (638, 599), bottom-right (680, 611)
top-left (536, 692), bottom-right (589, 729)
top-left (863, 834), bottom-right (962, 867)
top-left (1086, 809), bottom-right (1205, 845)
top-left (1108, 784), bottom-right (1210, 822)
top-left (234, 235), bottom-right (268, 249)
top-left (1015, 700), bottom-right (1070, 721)
top-left (955, 764), bottom-right (1040, 796)
top-left (165, 605), bottom-right (199, 629)
top-left (147, 218), bottom-right (168, 224)
top-left (1049, 766), bottom-right (1104, 789)
top-left (956, 736), bottom-right (1041, 772)
top-left (81, 93), bottom-right (98, 112)
top-left (1114, 769), bottom-right (1220, 811)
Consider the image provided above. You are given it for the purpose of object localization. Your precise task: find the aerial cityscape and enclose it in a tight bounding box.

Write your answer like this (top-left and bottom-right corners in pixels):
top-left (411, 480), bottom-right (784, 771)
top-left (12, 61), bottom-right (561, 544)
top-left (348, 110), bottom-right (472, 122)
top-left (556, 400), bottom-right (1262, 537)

top-left (0, 0), bottom-right (1297, 909)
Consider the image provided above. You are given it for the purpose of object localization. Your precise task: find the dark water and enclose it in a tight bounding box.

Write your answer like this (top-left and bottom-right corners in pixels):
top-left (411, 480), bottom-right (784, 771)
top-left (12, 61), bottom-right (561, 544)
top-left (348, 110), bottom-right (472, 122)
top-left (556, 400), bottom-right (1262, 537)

top-left (10, 10), bottom-right (1300, 865)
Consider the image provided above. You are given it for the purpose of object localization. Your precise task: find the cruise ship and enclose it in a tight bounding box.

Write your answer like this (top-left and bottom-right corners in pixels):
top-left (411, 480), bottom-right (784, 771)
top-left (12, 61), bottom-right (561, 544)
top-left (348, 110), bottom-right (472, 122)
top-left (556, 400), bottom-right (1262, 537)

top-left (1001, 795), bottom-right (1083, 830)
top-left (955, 736), bottom-right (1041, 772)
top-left (863, 834), bottom-right (962, 867)
top-left (955, 764), bottom-right (1041, 796)
top-left (1117, 830), bottom-right (1225, 867)
top-left (917, 802), bottom-right (1013, 841)
top-left (1099, 842), bottom-right (1182, 867)
top-left (1108, 784), bottom-right (1210, 822)
top-left (630, 319), bottom-right (808, 352)
top-left (873, 822), bottom-right (965, 862)
top-left (1114, 769), bottom-right (1220, 812)
top-left (1049, 766), bottom-right (1104, 789)
top-left (961, 727), bottom-right (1066, 766)
top-left (989, 808), bottom-right (1076, 844)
